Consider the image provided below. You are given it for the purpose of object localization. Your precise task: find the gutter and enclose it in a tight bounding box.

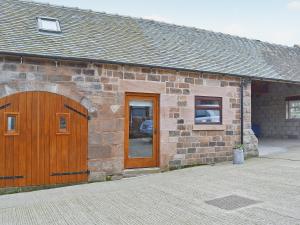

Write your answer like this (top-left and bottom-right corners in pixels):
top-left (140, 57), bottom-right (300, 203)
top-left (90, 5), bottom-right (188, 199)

top-left (1, 51), bottom-right (300, 85)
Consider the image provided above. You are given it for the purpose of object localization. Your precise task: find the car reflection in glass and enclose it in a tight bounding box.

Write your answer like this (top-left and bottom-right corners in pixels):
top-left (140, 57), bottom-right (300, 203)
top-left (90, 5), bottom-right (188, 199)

top-left (139, 120), bottom-right (153, 136)
top-left (195, 110), bottom-right (220, 123)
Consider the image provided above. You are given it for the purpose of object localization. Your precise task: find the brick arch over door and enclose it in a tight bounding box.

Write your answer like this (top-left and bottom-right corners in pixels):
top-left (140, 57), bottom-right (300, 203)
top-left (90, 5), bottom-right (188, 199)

top-left (0, 91), bottom-right (88, 188)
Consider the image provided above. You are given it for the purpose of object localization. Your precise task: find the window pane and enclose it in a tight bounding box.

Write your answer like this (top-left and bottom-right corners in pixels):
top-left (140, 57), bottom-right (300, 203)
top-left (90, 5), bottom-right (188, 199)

top-left (196, 99), bottom-right (220, 107)
top-left (289, 100), bottom-right (300, 119)
top-left (195, 109), bottom-right (220, 124)
top-left (129, 100), bottom-right (153, 158)
top-left (38, 18), bottom-right (61, 32)
top-left (42, 20), bottom-right (58, 30)
top-left (56, 113), bottom-right (70, 134)
top-left (7, 116), bottom-right (16, 131)
top-left (59, 116), bottom-right (67, 130)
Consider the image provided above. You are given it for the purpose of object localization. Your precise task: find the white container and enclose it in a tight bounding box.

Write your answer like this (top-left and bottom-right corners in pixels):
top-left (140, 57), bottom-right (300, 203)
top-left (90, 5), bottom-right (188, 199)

top-left (233, 148), bottom-right (244, 164)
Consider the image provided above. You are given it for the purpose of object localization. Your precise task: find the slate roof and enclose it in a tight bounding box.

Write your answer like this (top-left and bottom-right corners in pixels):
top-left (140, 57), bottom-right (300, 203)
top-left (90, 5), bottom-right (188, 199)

top-left (1, 0), bottom-right (300, 82)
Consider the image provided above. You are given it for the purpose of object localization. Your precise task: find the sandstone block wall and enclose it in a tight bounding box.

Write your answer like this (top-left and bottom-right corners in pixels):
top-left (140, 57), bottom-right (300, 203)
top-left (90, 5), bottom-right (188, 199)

top-left (0, 55), bottom-right (257, 180)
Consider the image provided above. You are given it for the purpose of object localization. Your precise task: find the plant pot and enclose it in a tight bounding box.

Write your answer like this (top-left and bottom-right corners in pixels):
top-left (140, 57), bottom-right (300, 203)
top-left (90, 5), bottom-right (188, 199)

top-left (233, 148), bottom-right (244, 164)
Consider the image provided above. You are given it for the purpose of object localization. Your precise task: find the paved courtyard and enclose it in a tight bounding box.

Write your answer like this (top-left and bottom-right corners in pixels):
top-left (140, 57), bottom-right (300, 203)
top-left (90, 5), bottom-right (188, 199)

top-left (0, 146), bottom-right (299, 225)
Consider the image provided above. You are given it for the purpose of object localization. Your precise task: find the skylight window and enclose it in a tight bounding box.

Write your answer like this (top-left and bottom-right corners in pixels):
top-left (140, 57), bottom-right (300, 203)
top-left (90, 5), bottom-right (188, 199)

top-left (37, 17), bottom-right (61, 33)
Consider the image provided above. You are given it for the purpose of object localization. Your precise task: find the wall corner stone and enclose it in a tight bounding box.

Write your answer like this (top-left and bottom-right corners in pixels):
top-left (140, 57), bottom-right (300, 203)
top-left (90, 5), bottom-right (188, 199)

top-left (243, 128), bottom-right (258, 158)
top-left (243, 81), bottom-right (258, 158)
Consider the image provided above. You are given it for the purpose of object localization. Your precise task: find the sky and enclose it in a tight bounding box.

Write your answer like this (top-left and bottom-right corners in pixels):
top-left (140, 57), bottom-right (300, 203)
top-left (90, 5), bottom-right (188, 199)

top-left (29, 0), bottom-right (300, 47)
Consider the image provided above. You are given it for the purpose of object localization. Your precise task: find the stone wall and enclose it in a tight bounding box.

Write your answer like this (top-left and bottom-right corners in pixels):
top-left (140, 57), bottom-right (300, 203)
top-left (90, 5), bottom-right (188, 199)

top-left (243, 81), bottom-right (258, 157)
top-left (252, 81), bottom-right (300, 139)
top-left (0, 55), bottom-right (256, 180)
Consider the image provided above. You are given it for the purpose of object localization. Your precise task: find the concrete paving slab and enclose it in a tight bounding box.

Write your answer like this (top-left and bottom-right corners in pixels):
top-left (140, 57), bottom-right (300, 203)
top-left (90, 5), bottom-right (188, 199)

top-left (258, 138), bottom-right (300, 157)
top-left (0, 150), bottom-right (299, 225)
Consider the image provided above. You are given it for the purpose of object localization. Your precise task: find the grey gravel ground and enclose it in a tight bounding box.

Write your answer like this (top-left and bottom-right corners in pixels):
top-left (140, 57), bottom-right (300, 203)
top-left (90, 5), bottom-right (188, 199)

top-left (0, 147), bottom-right (299, 225)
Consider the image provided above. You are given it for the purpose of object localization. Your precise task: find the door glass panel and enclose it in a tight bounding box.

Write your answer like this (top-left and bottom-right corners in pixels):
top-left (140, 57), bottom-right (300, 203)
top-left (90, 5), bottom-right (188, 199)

top-left (129, 100), bottom-right (153, 158)
top-left (7, 116), bottom-right (16, 131)
top-left (4, 113), bottom-right (19, 135)
top-left (60, 116), bottom-right (67, 130)
top-left (56, 113), bottom-right (70, 134)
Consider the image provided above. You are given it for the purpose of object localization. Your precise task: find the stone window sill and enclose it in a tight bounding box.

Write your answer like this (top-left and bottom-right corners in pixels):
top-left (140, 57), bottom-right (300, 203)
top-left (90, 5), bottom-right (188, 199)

top-left (286, 118), bottom-right (300, 121)
top-left (192, 124), bottom-right (226, 131)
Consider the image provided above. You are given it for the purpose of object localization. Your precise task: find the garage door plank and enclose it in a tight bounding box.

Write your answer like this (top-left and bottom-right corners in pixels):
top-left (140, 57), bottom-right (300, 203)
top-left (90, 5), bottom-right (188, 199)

top-left (49, 93), bottom-right (58, 185)
top-left (4, 95), bottom-right (15, 187)
top-left (25, 92), bottom-right (33, 186)
top-left (17, 92), bottom-right (27, 187)
top-left (31, 92), bottom-right (39, 186)
top-left (0, 97), bottom-right (6, 187)
top-left (43, 92), bottom-right (51, 185)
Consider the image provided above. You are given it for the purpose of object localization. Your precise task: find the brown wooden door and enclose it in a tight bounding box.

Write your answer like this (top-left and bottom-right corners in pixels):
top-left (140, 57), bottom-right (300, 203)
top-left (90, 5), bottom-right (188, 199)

top-left (124, 93), bottom-right (159, 169)
top-left (0, 91), bottom-right (88, 188)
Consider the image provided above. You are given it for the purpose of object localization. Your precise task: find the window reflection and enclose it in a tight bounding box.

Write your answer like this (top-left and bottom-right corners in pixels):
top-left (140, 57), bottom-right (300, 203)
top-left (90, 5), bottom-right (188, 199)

top-left (129, 100), bottom-right (153, 158)
top-left (195, 109), bottom-right (220, 124)
top-left (195, 96), bottom-right (222, 124)
top-left (7, 116), bottom-right (16, 131)
top-left (60, 116), bottom-right (67, 130)
top-left (287, 100), bottom-right (300, 119)
top-left (56, 113), bottom-right (70, 134)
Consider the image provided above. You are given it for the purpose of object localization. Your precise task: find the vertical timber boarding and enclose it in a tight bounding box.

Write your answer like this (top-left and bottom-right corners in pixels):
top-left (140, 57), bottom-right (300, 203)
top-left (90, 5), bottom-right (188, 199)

top-left (0, 91), bottom-right (88, 188)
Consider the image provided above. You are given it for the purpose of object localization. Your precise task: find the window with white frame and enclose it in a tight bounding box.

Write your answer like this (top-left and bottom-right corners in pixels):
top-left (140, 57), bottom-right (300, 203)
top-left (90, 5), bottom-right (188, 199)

top-left (37, 17), bottom-right (61, 33)
top-left (286, 96), bottom-right (300, 119)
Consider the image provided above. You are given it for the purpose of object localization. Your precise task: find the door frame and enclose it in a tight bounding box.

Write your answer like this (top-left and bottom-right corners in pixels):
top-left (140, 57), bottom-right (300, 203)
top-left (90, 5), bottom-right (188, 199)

top-left (124, 92), bottom-right (160, 169)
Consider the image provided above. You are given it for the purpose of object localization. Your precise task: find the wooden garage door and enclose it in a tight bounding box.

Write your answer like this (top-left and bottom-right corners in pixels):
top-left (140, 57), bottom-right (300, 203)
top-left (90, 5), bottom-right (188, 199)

top-left (0, 91), bottom-right (88, 188)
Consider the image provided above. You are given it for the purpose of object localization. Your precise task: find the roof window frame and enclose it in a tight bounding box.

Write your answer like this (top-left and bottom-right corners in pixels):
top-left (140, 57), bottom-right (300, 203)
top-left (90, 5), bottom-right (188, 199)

top-left (37, 17), bottom-right (62, 33)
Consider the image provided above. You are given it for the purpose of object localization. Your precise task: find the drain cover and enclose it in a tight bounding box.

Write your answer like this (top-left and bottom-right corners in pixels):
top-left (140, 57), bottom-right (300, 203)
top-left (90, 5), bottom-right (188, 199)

top-left (205, 195), bottom-right (260, 210)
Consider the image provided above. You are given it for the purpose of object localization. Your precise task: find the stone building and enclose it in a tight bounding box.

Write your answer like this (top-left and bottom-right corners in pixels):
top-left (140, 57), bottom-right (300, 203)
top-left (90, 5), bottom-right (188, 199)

top-left (0, 0), bottom-right (299, 188)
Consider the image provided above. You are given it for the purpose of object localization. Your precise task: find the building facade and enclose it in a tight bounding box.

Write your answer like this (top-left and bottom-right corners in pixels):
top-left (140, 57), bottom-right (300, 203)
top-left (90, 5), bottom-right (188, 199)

top-left (0, 55), bottom-right (257, 183)
top-left (1, 0), bottom-right (299, 189)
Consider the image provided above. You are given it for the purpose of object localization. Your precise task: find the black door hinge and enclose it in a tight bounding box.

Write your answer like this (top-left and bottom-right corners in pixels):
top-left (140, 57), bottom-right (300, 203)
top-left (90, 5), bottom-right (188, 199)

top-left (0, 103), bottom-right (11, 111)
top-left (51, 170), bottom-right (90, 176)
top-left (64, 104), bottom-right (88, 119)
top-left (0, 175), bottom-right (24, 180)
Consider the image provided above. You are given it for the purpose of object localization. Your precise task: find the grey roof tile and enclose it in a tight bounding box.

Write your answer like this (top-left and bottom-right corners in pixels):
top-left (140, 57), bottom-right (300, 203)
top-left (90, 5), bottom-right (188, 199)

top-left (1, 0), bottom-right (300, 82)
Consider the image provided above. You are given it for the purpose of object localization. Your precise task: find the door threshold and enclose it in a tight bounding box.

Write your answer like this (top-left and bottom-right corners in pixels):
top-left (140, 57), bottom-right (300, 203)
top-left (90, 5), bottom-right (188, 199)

top-left (123, 167), bottom-right (161, 178)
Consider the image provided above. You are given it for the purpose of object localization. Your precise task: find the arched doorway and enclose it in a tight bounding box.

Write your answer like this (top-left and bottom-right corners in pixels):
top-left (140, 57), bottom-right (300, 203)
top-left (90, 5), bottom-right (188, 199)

top-left (0, 91), bottom-right (88, 188)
